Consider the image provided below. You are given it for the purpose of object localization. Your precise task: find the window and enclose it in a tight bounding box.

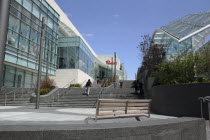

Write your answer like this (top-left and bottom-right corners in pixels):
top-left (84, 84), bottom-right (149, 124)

top-left (10, 6), bottom-right (21, 18)
top-left (7, 30), bottom-right (19, 48)
top-left (11, 1), bottom-right (21, 11)
top-left (15, 0), bottom-right (22, 5)
top-left (21, 15), bottom-right (30, 25)
top-left (15, 69), bottom-right (24, 87)
top-left (8, 15), bottom-right (20, 33)
top-left (4, 66), bottom-right (15, 87)
top-left (24, 72), bottom-right (32, 88)
top-left (47, 17), bottom-right (53, 29)
top-left (32, 4), bottom-right (40, 19)
top-left (23, 0), bottom-right (32, 12)
top-left (19, 37), bottom-right (29, 52)
top-left (30, 28), bottom-right (39, 43)
top-left (22, 8), bottom-right (31, 18)
top-left (20, 22), bottom-right (30, 38)
top-left (29, 41), bottom-right (39, 56)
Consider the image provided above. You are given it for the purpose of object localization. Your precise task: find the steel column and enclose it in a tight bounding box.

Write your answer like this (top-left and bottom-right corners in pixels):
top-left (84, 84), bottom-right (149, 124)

top-left (36, 17), bottom-right (46, 109)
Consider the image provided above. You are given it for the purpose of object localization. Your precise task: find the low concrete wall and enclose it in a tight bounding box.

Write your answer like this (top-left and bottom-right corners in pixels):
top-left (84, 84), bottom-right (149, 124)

top-left (30, 87), bottom-right (59, 103)
top-left (151, 83), bottom-right (210, 119)
top-left (0, 118), bottom-right (206, 140)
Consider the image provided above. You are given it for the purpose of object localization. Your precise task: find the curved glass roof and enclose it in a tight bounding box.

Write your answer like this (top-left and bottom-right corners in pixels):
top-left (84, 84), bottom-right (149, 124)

top-left (159, 11), bottom-right (210, 42)
top-left (152, 11), bottom-right (210, 51)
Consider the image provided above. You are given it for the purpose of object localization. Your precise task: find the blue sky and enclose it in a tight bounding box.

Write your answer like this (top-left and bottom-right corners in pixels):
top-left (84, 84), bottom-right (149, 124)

top-left (55, 0), bottom-right (210, 80)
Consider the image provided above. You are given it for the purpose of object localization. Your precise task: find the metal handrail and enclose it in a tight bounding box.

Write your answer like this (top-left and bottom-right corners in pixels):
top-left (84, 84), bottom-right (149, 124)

top-left (92, 87), bottom-right (104, 108)
top-left (51, 79), bottom-right (76, 106)
top-left (81, 79), bottom-right (88, 88)
top-left (4, 83), bottom-right (35, 106)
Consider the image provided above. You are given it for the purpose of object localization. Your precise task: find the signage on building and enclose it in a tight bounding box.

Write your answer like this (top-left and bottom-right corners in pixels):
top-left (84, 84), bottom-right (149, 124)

top-left (106, 60), bottom-right (117, 65)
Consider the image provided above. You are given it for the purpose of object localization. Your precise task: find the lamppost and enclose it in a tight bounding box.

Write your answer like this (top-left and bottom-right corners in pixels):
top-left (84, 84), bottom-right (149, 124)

top-left (114, 52), bottom-right (117, 88)
top-left (36, 17), bottom-right (46, 109)
top-left (0, 0), bottom-right (11, 91)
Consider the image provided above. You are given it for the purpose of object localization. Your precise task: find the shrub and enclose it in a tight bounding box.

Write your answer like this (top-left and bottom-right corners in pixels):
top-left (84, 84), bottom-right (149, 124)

top-left (69, 83), bottom-right (81, 88)
top-left (40, 79), bottom-right (56, 89)
top-left (40, 88), bottom-right (52, 95)
top-left (34, 79), bottom-right (55, 95)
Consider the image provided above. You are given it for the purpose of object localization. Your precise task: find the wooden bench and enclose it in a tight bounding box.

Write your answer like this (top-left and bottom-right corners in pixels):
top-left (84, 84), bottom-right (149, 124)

top-left (85, 99), bottom-right (151, 123)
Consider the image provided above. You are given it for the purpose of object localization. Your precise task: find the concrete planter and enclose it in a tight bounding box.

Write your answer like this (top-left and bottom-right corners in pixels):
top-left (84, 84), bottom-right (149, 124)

top-left (30, 87), bottom-right (59, 103)
top-left (151, 83), bottom-right (210, 120)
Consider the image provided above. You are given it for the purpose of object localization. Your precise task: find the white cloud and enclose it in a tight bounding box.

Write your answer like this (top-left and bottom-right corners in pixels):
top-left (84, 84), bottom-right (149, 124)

top-left (86, 33), bottom-right (94, 37)
top-left (82, 33), bottom-right (95, 37)
top-left (112, 14), bottom-right (120, 18)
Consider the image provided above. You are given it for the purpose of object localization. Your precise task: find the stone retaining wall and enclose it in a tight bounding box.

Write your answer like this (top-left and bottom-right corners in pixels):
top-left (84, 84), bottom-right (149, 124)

top-left (0, 118), bottom-right (206, 140)
top-left (151, 83), bottom-right (210, 119)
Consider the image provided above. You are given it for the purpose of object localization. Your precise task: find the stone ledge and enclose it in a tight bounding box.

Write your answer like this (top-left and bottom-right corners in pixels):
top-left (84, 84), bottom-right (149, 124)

top-left (0, 117), bottom-right (207, 140)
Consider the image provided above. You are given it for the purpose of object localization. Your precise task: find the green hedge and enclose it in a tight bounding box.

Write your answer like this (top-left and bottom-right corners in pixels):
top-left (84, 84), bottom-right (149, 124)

top-left (69, 83), bottom-right (81, 88)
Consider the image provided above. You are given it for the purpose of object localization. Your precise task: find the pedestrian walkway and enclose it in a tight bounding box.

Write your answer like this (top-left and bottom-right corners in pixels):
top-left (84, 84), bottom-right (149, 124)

top-left (0, 106), bottom-right (176, 125)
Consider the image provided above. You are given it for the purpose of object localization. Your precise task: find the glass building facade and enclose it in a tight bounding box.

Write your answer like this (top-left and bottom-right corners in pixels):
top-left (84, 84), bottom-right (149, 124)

top-left (58, 36), bottom-right (114, 80)
top-left (3, 0), bottom-right (59, 88)
top-left (58, 36), bottom-right (95, 77)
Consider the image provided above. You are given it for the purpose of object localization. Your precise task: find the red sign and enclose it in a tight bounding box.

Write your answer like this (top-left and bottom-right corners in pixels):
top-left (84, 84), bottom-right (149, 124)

top-left (106, 60), bottom-right (117, 65)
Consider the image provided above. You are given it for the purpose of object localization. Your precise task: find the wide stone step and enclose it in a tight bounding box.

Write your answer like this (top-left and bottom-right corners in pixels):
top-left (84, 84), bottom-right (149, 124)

top-left (57, 98), bottom-right (97, 101)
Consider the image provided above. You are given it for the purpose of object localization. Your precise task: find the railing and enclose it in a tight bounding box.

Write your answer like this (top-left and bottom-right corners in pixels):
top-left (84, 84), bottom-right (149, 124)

top-left (5, 87), bottom-right (23, 106)
top-left (4, 82), bottom-right (35, 106)
top-left (81, 79), bottom-right (88, 88)
top-left (51, 79), bottom-right (76, 106)
top-left (198, 96), bottom-right (210, 118)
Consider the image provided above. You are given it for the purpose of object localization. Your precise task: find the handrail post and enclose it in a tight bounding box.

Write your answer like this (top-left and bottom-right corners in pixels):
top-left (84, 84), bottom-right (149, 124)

top-left (5, 94), bottom-right (7, 106)
top-left (14, 92), bottom-right (15, 101)
top-left (21, 87), bottom-right (23, 97)
top-left (58, 91), bottom-right (59, 102)
top-left (51, 95), bottom-right (54, 107)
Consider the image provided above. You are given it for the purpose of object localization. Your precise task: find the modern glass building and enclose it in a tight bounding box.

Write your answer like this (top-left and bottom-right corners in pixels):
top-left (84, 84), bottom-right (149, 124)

top-left (152, 11), bottom-right (210, 59)
top-left (0, 0), bottom-right (127, 89)
top-left (0, 0), bottom-right (59, 88)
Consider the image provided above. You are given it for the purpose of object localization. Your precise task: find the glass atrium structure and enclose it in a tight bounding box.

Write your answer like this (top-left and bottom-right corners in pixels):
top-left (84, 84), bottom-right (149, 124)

top-left (58, 36), bottom-right (95, 77)
top-left (152, 11), bottom-right (210, 59)
top-left (58, 36), bottom-right (114, 79)
top-left (3, 0), bottom-right (59, 88)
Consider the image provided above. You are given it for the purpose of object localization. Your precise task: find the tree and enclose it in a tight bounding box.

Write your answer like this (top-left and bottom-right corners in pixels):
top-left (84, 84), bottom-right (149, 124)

top-left (137, 35), bottom-right (165, 80)
top-left (196, 45), bottom-right (210, 79)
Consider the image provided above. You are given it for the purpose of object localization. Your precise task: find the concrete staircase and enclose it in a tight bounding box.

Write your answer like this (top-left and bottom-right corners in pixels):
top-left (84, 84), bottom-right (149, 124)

top-left (121, 80), bottom-right (135, 88)
top-left (49, 87), bottom-right (101, 108)
top-left (0, 80), bottom-right (139, 107)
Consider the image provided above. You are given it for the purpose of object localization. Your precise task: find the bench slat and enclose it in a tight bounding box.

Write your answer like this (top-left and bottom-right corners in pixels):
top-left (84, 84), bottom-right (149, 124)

top-left (99, 99), bottom-right (151, 103)
top-left (99, 107), bottom-right (149, 111)
top-left (100, 103), bottom-right (149, 107)
top-left (98, 110), bottom-right (148, 116)
top-left (90, 114), bottom-right (149, 120)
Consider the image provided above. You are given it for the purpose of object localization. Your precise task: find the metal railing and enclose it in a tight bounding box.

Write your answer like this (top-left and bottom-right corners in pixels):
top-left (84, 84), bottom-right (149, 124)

top-left (198, 96), bottom-right (210, 118)
top-left (81, 79), bottom-right (88, 88)
top-left (4, 82), bottom-right (35, 106)
top-left (5, 87), bottom-right (24, 106)
top-left (51, 79), bottom-right (76, 106)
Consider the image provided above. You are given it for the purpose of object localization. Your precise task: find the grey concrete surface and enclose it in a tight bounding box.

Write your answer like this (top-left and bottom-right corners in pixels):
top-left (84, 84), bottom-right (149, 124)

top-left (0, 106), bottom-right (208, 140)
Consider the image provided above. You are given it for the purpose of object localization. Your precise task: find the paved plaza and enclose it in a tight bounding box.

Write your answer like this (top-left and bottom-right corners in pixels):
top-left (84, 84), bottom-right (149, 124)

top-left (0, 106), bottom-right (176, 125)
top-left (0, 106), bottom-right (209, 139)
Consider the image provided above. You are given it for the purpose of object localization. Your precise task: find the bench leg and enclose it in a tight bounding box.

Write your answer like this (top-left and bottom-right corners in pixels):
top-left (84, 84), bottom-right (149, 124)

top-left (84, 117), bottom-right (97, 124)
top-left (84, 118), bottom-right (89, 124)
top-left (135, 117), bottom-right (141, 121)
